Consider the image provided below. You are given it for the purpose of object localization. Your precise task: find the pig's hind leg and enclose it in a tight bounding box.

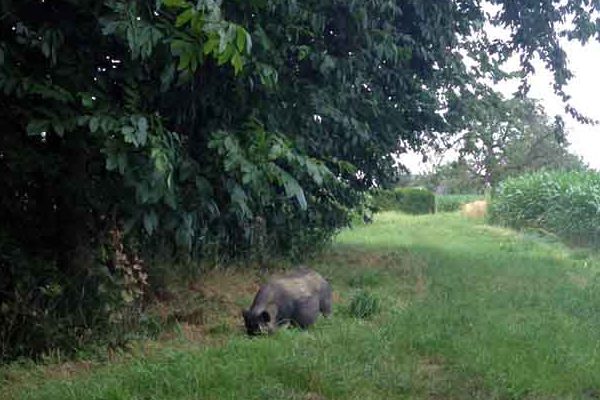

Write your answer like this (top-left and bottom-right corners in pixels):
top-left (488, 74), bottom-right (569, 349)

top-left (319, 283), bottom-right (333, 317)
top-left (294, 297), bottom-right (320, 329)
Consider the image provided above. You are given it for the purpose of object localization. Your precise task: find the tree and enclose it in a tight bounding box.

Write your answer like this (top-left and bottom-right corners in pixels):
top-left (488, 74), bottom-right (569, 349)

top-left (1, 0), bottom-right (600, 359)
top-left (427, 97), bottom-right (586, 193)
top-left (419, 160), bottom-right (484, 195)
top-left (456, 94), bottom-right (534, 189)
top-left (501, 106), bottom-right (587, 178)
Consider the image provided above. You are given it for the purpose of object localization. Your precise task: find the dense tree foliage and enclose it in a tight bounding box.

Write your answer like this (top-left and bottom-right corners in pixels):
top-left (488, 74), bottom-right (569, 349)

top-left (1, 0), bottom-right (599, 359)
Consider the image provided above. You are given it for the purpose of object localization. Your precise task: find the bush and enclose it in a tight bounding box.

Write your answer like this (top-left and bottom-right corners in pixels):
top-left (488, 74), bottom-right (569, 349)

top-left (370, 189), bottom-right (397, 211)
top-left (490, 170), bottom-right (600, 247)
top-left (436, 194), bottom-right (484, 213)
top-left (371, 188), bottom-right (435, 215)
top-left (348, 290), bottom-right (381, 319)
top-left (0, 229), bottom-right (149, 362)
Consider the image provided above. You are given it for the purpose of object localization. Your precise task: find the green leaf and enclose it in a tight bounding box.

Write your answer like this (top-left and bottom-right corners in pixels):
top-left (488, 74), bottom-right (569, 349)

top-left (178, 51), bottom-right (191, 71)
top-left (306, 160), bottom-right (324, 185)
top-left (76, 116), bottom-right (89, 126)
top-left (217, 45), bottom-right (234, 66)
top-left (175, 8), bottom-right (194, 27)
top-left (106, 153), bottom-right (118, 171)
top-left (231, 52), bottom-right (243, 75)
top-left (195, 176), bottom-right (213, 196)
top-left (190, 13), bottom-right (204, 34)
top-left (137, 182), bottom-right (150, 204)
top-left (235, 26), bottom-right (246, 53)
top-left (320, 55), bottom-right (335, 73)
top-left (81, 93), bottom-right (94, 108)
top-left (164, 191), bottom-right (177, 210)
top-left (121, 125), bottom-right (135, 143)
top-left (53, 120), bottom-right (65, 137)
top-left (122, 211), bottom-right (139, 235)
top-left (137, 117), bottom-right (148, 146)
top-left (281, 173), bottom-right (307, 210)
top-left (143, 210), bottom-right (159, 235)
top-left (189, 52), bottom-right (199, 72)
top-left (117, 152), bottom-right (127, 174)
top-left (298, 45), bottom-right (310, 61)
top-left (170, 39), bottom-right (188, 56)
top-left (230, 185), bottom-right (252, 218)
top-left (89, 117), bottom-right (100, 133)
top-left (175, 225), bottom-right (192, 249)
top-left (161, 0), bottom-right (190, 9)
top-left (121, 290), bottom-right (134, 303)
top-left (219, 24), bottom-right (237, 54)
top-left (258, 63), bottom-right (278, 87)
top-left (100, 116), bottom-right (114, 132)
top-left (255, 26), bottom-right (271, 51)
top-left (203, 38), bottom-right (219, 55)
top-left (41, 42), bottom-right (51, 58)
top-left (244, 31), bottom-right (252, 54)
top-left (160, 63), bottom-right (176, 91)
top-left (101, 20), bottom-right (119, 35)
top-left (26, 120), bottom-right (49, 136)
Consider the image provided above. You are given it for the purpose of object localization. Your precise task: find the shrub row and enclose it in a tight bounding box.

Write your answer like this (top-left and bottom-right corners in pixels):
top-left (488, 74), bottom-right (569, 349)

top-left (435, 194), bottom-right (484, 213)
top-left (371, 188), bottom-right (435, 215)
top-left (489, 170), bottom-right (600, 247)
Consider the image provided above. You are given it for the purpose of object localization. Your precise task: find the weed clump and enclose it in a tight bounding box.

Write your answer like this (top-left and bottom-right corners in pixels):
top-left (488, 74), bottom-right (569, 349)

top-left (348, 290), bottom-right (381, 319)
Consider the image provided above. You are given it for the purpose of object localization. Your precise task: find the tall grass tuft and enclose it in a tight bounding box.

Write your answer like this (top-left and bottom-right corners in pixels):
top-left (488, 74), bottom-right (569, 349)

top-left (348, 290), bottom-right (381, 319)
top-left (490, 170), bottom-right (600, 247)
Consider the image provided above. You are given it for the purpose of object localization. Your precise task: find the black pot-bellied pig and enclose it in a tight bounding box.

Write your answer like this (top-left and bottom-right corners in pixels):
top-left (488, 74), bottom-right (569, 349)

top-left (242, 268), bottom-right (332, 336)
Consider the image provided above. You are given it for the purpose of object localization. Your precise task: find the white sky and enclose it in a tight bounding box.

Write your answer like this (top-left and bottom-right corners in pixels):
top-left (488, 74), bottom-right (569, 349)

top-left (400, 34), bottom-right (600, 174)
top-left (525, 40), bottom-right (600, 170)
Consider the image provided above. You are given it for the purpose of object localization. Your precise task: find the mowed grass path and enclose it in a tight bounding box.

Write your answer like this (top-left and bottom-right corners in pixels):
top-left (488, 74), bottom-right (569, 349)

top-left (5, 212), bottom-right (600, 399)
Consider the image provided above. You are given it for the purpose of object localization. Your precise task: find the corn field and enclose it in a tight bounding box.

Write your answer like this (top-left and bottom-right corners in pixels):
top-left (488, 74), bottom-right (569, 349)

top-left (490, 170), bottom-right (600, 247)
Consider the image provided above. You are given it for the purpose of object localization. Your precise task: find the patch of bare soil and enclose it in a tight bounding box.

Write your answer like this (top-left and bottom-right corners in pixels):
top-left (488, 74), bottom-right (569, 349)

top-left (150, 268), bottom-right (262, 342)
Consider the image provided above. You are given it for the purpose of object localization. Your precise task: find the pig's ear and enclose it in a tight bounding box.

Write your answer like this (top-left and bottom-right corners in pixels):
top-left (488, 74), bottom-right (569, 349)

top-left (242, 309), bottom-right (249, 321)
top-left (260, 310), bottom-right (271, 323)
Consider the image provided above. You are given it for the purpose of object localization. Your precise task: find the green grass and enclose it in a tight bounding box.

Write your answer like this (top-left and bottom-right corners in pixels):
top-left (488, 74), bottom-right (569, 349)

top-left (4, 212), bottom-right (600, 399)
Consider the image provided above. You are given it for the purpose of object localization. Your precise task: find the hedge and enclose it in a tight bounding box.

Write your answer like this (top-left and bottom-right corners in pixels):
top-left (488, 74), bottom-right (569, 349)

top-left (436, 194), bottom-right (484, 213)
top-left (371, 188), bottom-right (435, 215)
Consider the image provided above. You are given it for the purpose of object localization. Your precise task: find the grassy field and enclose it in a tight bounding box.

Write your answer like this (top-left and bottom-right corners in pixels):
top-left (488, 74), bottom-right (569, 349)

top-left (3, 212), bottom-right (600, 399)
